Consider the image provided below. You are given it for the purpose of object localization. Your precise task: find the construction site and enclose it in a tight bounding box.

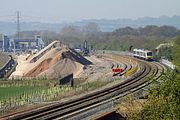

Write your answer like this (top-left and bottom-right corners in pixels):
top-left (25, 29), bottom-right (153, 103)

top-left (10, 40), bottom-right (118, 83)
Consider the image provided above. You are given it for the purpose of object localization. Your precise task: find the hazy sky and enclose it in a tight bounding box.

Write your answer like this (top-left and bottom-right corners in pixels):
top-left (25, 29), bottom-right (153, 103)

top-left (0, 0), bottom-right (180, 22)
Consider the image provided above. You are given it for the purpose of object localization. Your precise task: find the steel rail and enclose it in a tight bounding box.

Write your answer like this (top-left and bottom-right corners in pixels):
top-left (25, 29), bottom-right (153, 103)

top-left (0, 56), bottom-right (137, 120)
top-left (58, 61), bottom-right (165, 120)
top-left (1, 55), bottom-right (164, 120)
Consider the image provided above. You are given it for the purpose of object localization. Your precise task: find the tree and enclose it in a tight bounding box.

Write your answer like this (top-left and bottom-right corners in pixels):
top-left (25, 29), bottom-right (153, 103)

top-left (173, 35), bottom-right (180, 69)
top-left (140, 71), bottom-right (180, 120)
top-left (82, 22), bottom-right (100, 34)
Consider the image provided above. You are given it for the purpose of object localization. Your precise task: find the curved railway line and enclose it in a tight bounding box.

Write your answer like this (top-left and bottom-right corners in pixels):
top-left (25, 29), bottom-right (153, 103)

top-left (1, 54), bottom-right (165, 120)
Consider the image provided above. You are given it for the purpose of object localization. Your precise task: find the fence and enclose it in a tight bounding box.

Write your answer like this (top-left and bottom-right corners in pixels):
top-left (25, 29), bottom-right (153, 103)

top-left (97, 50), bottom-right (133, 56)
top-left (160, 59), bottom-right (175, 70)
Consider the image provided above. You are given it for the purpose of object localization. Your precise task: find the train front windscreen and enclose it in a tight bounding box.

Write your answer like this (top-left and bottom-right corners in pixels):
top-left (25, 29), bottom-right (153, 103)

top-left (147, 52), bottom-right (152, 56)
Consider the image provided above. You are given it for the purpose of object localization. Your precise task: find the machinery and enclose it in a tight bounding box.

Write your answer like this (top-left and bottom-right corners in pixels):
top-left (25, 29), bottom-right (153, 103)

top-left (83, 40), bottom-right (89, 56)
top-left (133, 49), bottom-right (153, 60)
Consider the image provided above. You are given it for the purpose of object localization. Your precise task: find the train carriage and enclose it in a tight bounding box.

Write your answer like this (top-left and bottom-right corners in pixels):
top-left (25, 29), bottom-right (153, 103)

top-left (133, 49), bottom-right (153, 60)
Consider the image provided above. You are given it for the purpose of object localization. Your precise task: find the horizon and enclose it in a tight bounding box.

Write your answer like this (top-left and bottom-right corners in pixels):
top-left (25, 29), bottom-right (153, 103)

top-left (1, 15), bottom-right (180, 35)
top-left (0, 0), bottom-right (180, 23)
top-left (0, 15), bottom-right (180, 24)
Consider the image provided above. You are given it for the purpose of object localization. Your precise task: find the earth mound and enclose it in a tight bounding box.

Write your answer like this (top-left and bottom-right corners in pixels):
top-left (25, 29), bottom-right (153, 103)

top-left (11, 41), bottom-right (92, 79)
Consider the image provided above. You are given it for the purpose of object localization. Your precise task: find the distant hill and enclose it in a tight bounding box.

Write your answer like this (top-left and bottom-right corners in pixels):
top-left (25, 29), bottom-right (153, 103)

top-left (0, 16), bottom-right (180, 35)
top-left (76, 16), bottom-right (180, 32)
top-left (112, 25), bottom-right (180, 38)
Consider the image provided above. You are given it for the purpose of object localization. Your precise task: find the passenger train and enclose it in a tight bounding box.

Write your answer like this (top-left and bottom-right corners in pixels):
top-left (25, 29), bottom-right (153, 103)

top-left (133, 49), bottom-right (153, 60)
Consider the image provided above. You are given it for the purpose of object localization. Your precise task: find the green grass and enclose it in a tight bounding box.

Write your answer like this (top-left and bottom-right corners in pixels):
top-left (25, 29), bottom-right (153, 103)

top-left (87, 80), bottom-right (111, 89)
top-left (0, 86), bottom-right (46, 100)
top-left (0, 79), bottom-right (58, 101)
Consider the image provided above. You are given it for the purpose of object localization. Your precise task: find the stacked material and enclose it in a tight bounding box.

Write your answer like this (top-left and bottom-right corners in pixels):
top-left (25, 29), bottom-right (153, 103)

top-left (11, 41), bottom-right (91, 79)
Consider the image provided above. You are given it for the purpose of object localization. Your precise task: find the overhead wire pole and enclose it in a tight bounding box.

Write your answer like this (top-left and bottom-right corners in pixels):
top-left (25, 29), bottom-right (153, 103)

top-left (17, 11), bottom-right (20, 41)
top-left (15, 11), bottom-right (20, 53)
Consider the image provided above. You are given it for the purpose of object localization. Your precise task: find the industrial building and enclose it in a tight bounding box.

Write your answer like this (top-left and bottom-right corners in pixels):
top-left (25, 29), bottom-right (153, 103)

top-left (0, 34), bottom-right (44, 52)
top-left (9, 35), bottom-right (45, 51)
top-left (0, 34), bottom-right (10, 51)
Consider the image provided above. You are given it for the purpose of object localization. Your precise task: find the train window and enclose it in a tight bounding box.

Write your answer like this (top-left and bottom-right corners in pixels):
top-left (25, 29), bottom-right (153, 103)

top-left (137, 51), bottom-right (139, 55)
top-left (143, 53), bottom-right (146, 56)
top-left (147, 52), bottom-right (152, 56)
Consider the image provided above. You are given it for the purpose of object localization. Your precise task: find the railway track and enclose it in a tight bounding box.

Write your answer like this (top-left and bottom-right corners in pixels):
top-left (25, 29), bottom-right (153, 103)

top-left (1, 54), bottom-right (165, 120)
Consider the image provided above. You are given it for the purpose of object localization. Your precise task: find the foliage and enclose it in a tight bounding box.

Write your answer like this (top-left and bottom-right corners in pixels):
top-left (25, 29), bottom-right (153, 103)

top-left (118, 95), bottom-right (146, 120)
top-left (14, 25), bottom-right (179, 51)
top-left (128, 36), bottom-right (180, 120)
top-left (118, 71), bottom-right (180, 120)
top-left (173, 35), bottom-right (180, 69)
top-left (155, 45), bottom-right (173, 60)
top-left (139, 72), bottom-right (180, 120)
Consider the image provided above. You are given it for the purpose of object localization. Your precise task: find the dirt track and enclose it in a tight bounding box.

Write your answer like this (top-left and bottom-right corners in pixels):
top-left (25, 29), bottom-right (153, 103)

top-left (76, 55), bottom-right (119, 83)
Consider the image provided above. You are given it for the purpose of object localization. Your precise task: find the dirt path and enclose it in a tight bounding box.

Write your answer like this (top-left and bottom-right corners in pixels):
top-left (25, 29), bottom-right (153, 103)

top-left (75, 55), bottom-right (115, 83)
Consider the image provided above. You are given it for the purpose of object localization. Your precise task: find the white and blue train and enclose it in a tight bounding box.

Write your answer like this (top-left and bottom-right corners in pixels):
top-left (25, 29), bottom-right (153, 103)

top-left (133, 49), bottom-right (153, 60)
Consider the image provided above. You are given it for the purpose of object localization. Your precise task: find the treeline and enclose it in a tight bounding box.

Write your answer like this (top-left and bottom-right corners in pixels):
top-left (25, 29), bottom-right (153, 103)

top-left (112, 25), bottom-right (179, 37)
top-left (94, 25), bottom-right (180, 51)
top-left (13, 24), bottom-right (180, 51)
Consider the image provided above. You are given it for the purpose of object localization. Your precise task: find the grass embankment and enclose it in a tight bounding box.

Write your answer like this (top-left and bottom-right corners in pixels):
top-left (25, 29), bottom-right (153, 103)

top-left (0, 78), bottom-right (112, 101)
top-left (0, 52), bottom-right (124, 115)
top-left (0, 77), bottom-right (118, 116)
top-left (0, 53), bottom-right (9, 68)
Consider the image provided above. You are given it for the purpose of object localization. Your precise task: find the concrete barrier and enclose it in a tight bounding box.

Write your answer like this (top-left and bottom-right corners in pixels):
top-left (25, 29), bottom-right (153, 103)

top-left (160, 59), bottom-right (175, 70)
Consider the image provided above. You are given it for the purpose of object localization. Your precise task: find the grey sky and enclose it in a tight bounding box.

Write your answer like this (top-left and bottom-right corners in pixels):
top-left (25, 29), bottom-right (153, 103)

top-left (0, 0), bottom-right (180, 22)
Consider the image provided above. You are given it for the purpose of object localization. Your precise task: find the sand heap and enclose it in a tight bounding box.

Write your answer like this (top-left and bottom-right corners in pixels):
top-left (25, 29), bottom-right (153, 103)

top-left (11, 41), bottom-right (92, 79)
